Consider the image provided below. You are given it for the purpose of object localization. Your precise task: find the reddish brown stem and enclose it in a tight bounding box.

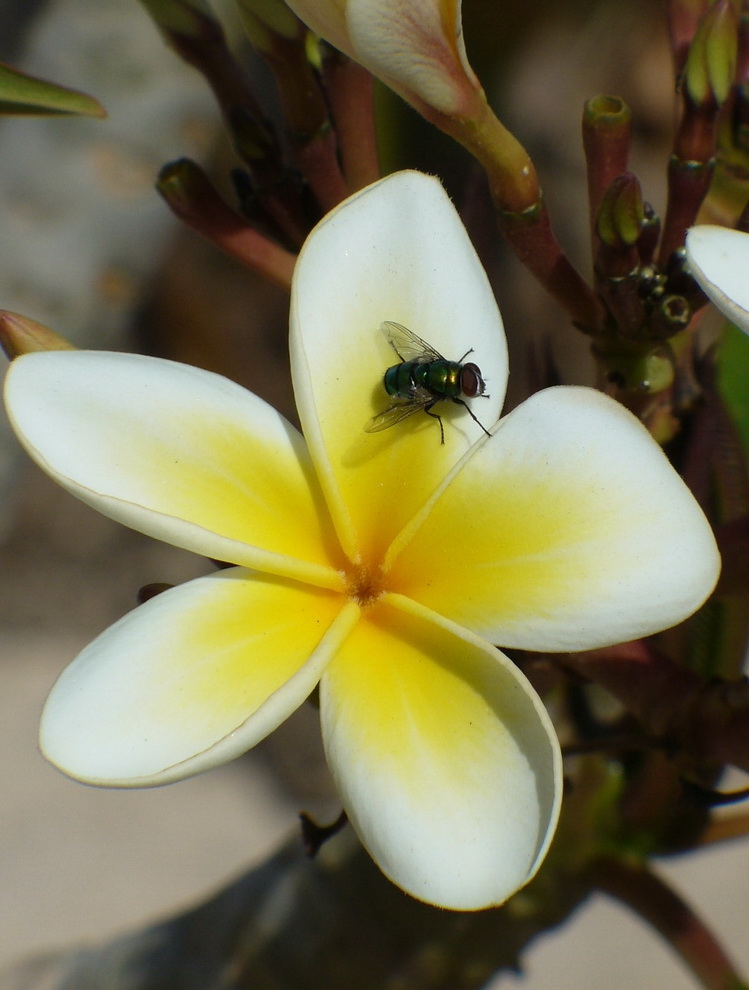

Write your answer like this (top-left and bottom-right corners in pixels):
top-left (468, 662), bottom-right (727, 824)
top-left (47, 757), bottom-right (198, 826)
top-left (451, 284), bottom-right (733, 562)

top-left (163, 13), bottom-right (310, 246)
top-left (499, 202), bottom-right (605, 333)
top-left (591, 857), bottom-right (745, 990)
top-left (158, 160), bottom-right (296, 290)
top-left (558, 640), bottom-right (749, 773)
top-left (295, 129), bottom-right (349, 213)
top-left (659, 102), bottom-right (719, 264)
top-left (323, 53), bottom-right (381, 192)
top-left (582, 95), bottom-right (634, 246)
top-left (668, 0), bottom-right (709, 77)
top-left (256, 35), bottom-right (349, 212)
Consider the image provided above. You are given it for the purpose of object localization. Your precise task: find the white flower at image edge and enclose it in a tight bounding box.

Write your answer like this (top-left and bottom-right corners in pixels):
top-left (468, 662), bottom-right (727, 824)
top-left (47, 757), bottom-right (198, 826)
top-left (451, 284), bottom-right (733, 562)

top-left (686, 224), bottom-right (749, 333)
top-left (4, 172), bottom-right (719, 911)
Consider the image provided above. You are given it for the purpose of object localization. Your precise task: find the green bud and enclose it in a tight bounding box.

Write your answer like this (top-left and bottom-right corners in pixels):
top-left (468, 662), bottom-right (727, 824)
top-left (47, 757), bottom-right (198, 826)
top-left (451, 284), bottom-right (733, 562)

top-left (236, 0), bottom-right (302, 53)
top-left (684, 0), bottom-right (738, 105)
top-left (137, 0), bottom-right (214, 38)
top-left (604, 345), bottom-right (675, 394)
top-left (596, 173), bottom-right (645, 248)
top-left (156, 158), bottom-right (205, 214)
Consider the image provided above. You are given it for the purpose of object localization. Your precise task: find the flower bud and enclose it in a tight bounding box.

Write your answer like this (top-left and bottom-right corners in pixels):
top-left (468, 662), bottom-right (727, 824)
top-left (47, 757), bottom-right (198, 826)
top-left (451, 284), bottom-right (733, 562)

top-left (137, 0), bottom-right (214, 38)
top-left (684, 0), bottom-right (738, 106)
top-left (0, 312), bottom-right (75, 359)
top-left (596, 172), bottom-right (645, 249)
top-left (236, 0), bottom-right (303, 53)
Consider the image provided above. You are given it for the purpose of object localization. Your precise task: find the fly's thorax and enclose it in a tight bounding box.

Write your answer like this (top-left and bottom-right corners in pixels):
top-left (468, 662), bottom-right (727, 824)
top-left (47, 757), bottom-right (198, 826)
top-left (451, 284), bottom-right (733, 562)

top-left (414, 360), bottom-right (461, 397)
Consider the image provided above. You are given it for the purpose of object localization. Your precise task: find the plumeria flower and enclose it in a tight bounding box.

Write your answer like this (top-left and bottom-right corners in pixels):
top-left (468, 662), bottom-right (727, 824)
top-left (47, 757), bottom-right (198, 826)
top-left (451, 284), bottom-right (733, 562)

top-left (4, 172), bottom-right (719, 911)
top-left (283, 0), bottom-right (483, 119)
top-left (686, 225), bottom-right (749, 333)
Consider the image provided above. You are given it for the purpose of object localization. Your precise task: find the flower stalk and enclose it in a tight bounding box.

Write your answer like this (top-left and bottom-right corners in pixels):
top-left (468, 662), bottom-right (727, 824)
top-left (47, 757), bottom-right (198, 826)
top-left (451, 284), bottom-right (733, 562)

top-left (320, 51), bottom-right (381, 193)
top-left (138, 0), bottom-right (309, 246)
top-left (668, 0), bottom-right (711, 76)
top-left (660, 0), bottom-right (739, 264)
top-left (157, 159), bottom-right (296, 289)
top-left (236, 0), bottom-right (349, 212)
top-left (582, 94), bottom-right (634, 244)
top-left (591, 857), bottom-right (745, 990)
top-left (559, 639), bottom-right (749, 774)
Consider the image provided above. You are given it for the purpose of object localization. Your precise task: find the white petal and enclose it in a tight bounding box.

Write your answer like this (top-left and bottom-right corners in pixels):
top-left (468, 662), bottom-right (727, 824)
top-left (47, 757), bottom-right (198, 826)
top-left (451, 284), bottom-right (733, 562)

top-left (348, 0), bottom-right (478, 115)
top-left (290, 170), bottom-right (507, 562)
top-left (388, 387), bottom-right (720, 650)
top-left (686, 225), bottom-right (749, 333)
top-left (283, 0), bottom-right (351, 57)
top-left (320, 597), bottom-right (561, 910)
top-left (5, 351), bottom-right (342, 587)
top-left (286, 0), bottom-right (478, 116)
top-left (41, 569), bottom-right (357, 785)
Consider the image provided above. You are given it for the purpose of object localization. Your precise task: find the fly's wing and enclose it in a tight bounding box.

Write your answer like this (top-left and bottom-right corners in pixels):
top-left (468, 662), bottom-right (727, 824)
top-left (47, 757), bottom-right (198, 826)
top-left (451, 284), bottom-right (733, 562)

top-left (380, 321), bottom-right (443, 363)
top-left (365, 400), bottom-right (427, 433)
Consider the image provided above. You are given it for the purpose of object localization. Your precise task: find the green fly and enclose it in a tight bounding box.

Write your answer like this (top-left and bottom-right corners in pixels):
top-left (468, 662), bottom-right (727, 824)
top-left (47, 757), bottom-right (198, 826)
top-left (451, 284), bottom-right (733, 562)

top-left (365, 321), bottom-right (491, 444)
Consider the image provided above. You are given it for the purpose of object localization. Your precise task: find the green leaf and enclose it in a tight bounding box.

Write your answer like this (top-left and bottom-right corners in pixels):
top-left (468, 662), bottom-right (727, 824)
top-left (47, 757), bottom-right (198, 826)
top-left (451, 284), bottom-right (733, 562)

top-left (0, 62), bottom-right (106, 117)
top-left (717, 322), bottom-right (749, 453)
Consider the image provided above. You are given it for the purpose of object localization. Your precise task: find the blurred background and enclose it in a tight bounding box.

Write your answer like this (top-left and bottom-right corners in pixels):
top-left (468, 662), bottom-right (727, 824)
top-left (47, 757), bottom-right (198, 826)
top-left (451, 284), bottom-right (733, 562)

top-left (0, 1), bottom-right (747, 986)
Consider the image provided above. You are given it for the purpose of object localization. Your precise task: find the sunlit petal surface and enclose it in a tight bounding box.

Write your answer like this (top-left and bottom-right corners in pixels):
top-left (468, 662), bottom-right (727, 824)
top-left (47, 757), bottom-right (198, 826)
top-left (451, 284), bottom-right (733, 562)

top-left (389, 387), bottom-right (720, 650)
top-left (320, 596), bottom-right (561, 909)
top-left (290, 171), bottom-right (507, 562)
top-left (5, 351), bottom-right (343, 586)
top-left (41, 569), bottom-right (355, 785)
top-left (686, 225), bottom-right (749, 333)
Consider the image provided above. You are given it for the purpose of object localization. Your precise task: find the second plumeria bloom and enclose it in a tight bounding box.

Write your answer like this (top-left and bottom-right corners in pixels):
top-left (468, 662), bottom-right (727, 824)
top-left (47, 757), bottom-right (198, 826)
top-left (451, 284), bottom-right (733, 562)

top-left (283, 0), bottom-right (483, 119)
top-left (686, 225), bottom-right (749, 333)
top-left (5, 172), bottom-right (719, 911)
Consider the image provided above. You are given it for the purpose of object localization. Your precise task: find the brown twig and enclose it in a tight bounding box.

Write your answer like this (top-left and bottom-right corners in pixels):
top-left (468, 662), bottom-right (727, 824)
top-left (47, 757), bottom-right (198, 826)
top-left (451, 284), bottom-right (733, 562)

top-left (158, 159), bottom-right (296, 290)
top-left (591, 856), bottom-right (746, 990)
top-left (322, 52), bottom-right (381, 193)
top-left (582, 94), bottom-right (634, 247)
top-left (558, 640), bottom-right (749, 773)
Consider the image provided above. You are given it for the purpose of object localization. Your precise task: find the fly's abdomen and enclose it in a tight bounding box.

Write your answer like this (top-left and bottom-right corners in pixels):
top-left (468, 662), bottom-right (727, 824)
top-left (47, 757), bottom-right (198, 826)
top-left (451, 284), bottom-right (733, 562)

top-left (384, 361), bottom-right (420, 398)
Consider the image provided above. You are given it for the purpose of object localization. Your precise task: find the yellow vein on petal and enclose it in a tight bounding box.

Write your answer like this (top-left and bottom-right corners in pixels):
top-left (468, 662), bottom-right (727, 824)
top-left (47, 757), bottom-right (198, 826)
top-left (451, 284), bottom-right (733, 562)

top-left (88, 599), bottom-right (362, 789)
top-left (382, 429), bottom-right (492, 573)
top-left (290, 309), bottom-right (361, 564)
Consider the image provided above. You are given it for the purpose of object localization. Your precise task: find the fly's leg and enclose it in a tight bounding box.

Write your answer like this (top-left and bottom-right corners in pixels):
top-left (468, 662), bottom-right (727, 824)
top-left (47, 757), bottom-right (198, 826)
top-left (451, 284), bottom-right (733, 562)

top-left (424, 402), bottom-right (445, 444)
top-left (452, 397), bottom-right (491, 437)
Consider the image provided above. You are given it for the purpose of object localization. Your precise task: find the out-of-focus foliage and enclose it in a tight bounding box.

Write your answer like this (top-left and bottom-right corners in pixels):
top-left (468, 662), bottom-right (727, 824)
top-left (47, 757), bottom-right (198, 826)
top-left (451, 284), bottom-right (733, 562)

top-left (0, 61), bottom-right (105, 117)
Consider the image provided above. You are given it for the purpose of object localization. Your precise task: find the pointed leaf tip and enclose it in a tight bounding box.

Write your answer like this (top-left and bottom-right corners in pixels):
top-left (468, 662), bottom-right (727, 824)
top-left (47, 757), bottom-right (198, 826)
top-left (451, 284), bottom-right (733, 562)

top-left (0, 63), bottom-right (106, 117)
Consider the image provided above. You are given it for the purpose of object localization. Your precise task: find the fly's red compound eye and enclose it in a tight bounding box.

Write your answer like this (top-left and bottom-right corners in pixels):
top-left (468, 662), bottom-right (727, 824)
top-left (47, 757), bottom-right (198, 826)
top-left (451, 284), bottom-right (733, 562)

top-left (460, 362), bottom-right (485, 397)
